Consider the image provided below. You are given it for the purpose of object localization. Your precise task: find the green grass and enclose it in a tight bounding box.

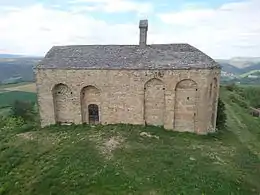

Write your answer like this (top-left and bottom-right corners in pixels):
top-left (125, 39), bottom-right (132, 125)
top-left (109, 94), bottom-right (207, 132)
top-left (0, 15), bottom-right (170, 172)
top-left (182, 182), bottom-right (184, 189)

top-left (239, 86), bottom-right (260, 108)
top-left (0, 91), bottom-right (36, 108)
top-left (0, 87), bottom-right (260, 195)
top-left (0, 107), bottom-right (11, 116)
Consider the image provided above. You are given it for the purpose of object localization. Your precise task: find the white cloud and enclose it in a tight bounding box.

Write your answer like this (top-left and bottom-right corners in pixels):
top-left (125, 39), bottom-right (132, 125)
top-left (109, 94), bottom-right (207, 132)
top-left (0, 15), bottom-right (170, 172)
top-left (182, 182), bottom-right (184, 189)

top-left (0, 6), bottom-right (22, 12)
top-left (158, 0), bottom-right (260, 58)
top-left (0, 4), bottom-right (139, 55)
top-left (0, 0), bottom-right (259, 59)
top-left (69, 0), bottom-right (153, 14)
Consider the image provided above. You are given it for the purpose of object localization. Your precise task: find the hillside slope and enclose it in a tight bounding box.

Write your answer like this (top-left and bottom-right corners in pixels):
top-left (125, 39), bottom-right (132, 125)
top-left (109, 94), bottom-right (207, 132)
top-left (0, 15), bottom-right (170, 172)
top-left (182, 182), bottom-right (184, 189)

top-left (0, 87), bottom-right (260, 194)
top-left (0, 58), bottom-right (41, 83)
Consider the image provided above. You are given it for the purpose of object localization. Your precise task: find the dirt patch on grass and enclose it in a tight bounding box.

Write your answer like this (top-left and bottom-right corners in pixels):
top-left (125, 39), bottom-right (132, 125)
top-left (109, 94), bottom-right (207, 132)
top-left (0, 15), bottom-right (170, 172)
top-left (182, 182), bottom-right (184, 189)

top-left (140, 132), bottom-right (159, 139)
top-left (89, 131), bottom-right (125, 160)
top-left (16, 132), bottom-right (36, 140)
top-left (101, 136), bottom-right (125, 160)
top-left (104, 136), bottom-right (124, 152)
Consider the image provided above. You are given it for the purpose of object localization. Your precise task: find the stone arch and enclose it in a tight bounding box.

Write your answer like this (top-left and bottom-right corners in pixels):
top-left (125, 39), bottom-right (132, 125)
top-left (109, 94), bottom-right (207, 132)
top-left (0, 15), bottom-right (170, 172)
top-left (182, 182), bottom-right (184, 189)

top-left (80, 85), bottom-right (101, 124)
top-left (52, 83), bottom-right (73, 124)
top-left (174, 79), bottom-right (198, 132)
top-left (211, 78), bottom-right (218, 127)
top-left (144, 78), bottom-right (165, 126)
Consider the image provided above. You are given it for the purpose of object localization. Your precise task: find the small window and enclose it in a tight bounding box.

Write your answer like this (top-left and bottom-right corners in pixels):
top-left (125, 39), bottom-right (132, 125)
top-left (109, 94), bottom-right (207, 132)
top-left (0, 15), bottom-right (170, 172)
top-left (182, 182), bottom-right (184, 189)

top-left (187, 97), bottom-right (190, 100)
top-left (88, 104), bottom-right (99, 124)
top-left (163, 87), bottom-right (165, 90)
top-left (71, 92), bottom-right (73, 94)
top-left (196, 89), bottom-right (198, 91)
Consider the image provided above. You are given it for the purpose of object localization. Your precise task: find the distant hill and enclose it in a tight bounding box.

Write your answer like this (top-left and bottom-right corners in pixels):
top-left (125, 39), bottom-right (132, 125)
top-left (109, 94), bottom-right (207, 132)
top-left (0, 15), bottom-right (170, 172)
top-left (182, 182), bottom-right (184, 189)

top-left (0, 57), bottom-right (42, 84)
top-left (216, 58), bottom-right (260, 75)
top-left (0, 54), bottom-right (24, 58)
top-left (1, 53), bottom-right (260, 85)
top-left (217, 62), bottom-right (243, 75)
top-left (240, 70), bottom-right (260, 78)
top-left (217, 57), bottom-right (260, 69)
top-left (241, 62), bottom-right (260, 73)
top-left (228, 57), bottom-right (260, 68)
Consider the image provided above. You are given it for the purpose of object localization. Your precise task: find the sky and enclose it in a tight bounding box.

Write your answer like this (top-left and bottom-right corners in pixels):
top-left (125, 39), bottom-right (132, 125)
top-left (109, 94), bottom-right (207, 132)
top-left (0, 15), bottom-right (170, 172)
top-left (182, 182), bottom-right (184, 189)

top-left (0, 0), bottom-right (259, 59)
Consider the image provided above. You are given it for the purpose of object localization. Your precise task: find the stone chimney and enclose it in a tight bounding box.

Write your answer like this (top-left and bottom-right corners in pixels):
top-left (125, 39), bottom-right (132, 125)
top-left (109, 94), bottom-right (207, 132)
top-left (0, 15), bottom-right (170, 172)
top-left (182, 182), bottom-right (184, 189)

top-left (139, 19), bottom-right (148, 47)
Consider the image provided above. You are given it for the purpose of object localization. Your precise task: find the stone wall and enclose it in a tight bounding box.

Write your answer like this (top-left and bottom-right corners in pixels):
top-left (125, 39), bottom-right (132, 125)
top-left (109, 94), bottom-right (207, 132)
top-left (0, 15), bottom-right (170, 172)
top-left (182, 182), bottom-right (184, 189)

top-left (35, 68), bottom-right (220, 134)
top-left (144, 78), bottom-right (165, 126)
top-left (174, 79), bottom-right (198, 132)
top-left (204, 70), bottom-right (220, 132)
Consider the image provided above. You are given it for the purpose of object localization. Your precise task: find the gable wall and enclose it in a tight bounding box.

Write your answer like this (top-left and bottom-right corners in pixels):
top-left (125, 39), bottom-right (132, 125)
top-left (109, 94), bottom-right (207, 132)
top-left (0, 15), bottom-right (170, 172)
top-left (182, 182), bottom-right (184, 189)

top-left (35, 68), bottom-right (220, 134)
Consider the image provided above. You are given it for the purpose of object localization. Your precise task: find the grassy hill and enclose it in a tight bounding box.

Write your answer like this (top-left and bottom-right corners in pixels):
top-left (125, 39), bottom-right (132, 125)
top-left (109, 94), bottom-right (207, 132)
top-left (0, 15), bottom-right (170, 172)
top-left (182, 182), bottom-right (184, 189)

top-left (0, 85), bottom-right (260, 194)
top-left (239, 70), bottom-right (260, 78)
top-left (0, 57), bottom-right (41, 83)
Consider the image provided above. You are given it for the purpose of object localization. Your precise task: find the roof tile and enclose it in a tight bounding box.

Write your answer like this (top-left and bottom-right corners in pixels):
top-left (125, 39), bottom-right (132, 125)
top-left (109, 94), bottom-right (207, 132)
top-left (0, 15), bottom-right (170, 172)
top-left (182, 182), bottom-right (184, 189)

top-left (37, 44), bottom-right (220, 70)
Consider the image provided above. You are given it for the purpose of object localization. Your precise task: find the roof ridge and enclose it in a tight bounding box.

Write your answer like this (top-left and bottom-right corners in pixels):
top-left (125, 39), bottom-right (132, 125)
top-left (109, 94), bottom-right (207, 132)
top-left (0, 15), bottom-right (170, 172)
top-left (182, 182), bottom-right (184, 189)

top-left (52, 43), bottom-right (191, 48)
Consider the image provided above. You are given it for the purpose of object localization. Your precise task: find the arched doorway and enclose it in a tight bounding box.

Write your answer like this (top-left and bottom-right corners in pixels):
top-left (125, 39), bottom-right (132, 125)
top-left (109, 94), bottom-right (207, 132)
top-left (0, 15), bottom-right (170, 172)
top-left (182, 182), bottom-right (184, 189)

top-left (88, 104), bottom-right (99, 124)
top-left (52, 83), bottom-right (72, 124)
top-left (81, 85), bottom-right (101, 124)
top-left (211, 78), bottom-right (218, 127)
top-left (144, 78), bottom-right (165, 126)
top-left (174, 79), bottom-right (198, 132)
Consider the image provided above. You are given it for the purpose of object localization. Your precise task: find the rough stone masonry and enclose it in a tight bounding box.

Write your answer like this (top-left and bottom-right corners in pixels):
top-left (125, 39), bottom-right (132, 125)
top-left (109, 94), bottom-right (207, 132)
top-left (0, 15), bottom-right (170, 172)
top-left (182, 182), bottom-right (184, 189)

top-left (35, 19), bottom-right (221, 134)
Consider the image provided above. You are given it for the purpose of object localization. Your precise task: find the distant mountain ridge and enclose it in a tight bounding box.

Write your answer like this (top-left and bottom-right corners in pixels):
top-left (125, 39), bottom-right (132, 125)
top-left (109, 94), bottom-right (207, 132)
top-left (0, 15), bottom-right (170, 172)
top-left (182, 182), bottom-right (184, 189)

top-left (0, 56), bottom-right (42, 84)
top-left (0, 54), bottom-right (41, 58)
top-left (217, 57), bottom-right (260, 69)
top-left (1, 54), bottom-right (260, 84)
top-left (216, 58), bottom-right (260, 76)
top-left (217, 62), bottom-right (243, 75)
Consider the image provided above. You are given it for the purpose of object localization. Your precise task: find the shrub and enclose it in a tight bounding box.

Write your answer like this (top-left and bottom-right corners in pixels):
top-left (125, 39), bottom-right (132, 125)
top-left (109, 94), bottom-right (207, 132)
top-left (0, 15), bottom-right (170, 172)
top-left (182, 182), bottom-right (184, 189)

top-left (11, 100), bottom-right (36, 122)
top-left (241, 86), bottom-right (260, 108)
top-left (0, 116), bottom-right (24, 131)
top-left (225, 83), bottom-right (237, 91)
top-left (216, 98), bottom-right (227, 130)
top-left (229, 93), bottom-right (249, 108)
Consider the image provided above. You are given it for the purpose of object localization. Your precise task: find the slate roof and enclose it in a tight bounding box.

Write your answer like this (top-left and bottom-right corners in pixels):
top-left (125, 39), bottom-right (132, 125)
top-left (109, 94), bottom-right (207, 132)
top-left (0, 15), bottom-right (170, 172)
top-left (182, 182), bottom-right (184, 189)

top-left (37, 44), bottom-right (220, 70)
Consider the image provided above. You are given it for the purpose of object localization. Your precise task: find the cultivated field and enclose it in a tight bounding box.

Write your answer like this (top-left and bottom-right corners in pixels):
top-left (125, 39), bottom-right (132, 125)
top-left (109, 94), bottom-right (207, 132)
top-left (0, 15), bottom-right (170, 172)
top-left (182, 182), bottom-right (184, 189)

top-left (0, 91), bottom-right (37, 108)
top-left (2, 82), bottom-right (36, 93)
top-left (0, 82), bottom-right (37, 116)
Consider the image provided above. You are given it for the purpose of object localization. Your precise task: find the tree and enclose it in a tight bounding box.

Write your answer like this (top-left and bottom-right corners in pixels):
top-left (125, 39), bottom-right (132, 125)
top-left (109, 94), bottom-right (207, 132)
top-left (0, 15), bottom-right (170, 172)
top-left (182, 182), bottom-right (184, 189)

top-left (216, 98), bottom-right (227, 130)
top-left (11, 100), bottom-right (35, 121)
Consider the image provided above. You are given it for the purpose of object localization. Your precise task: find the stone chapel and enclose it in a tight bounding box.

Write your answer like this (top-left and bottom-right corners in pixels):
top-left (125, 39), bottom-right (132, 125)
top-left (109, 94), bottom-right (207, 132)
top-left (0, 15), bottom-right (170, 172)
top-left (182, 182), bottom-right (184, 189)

top-left (35, 19), bottom-right (221, 134)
